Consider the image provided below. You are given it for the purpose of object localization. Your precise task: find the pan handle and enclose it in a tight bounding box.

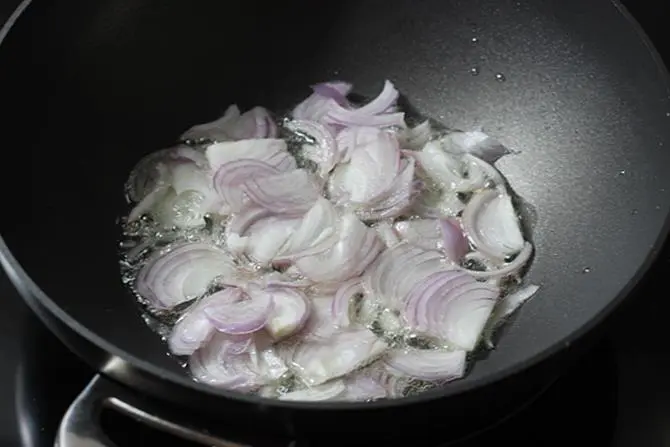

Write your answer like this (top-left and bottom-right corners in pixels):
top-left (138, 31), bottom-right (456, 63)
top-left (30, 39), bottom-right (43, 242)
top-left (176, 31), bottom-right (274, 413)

top-left (55, 374), bottom-right (261, 447)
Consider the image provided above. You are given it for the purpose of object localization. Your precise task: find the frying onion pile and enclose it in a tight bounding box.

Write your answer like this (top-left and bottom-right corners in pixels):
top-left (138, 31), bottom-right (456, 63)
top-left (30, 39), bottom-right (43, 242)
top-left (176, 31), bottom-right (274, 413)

top-left (119, 80), bottom-right (539, 402)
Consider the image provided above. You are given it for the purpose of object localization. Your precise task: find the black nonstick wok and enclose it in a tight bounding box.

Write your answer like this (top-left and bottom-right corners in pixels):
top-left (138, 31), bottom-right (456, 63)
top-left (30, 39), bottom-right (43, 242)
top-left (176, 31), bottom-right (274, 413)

top-left (1, 0), bottom-right (670, 445)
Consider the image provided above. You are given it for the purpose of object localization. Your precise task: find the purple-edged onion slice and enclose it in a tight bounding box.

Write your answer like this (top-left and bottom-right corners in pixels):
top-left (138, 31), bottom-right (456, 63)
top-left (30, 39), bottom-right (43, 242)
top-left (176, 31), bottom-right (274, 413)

top-left (189, 333), bottom-right (287, 391)
top-left (331, 279), bottom-right (364, 328)
top-left (385, 348), bottom-right (467, 382)
top-left (203, 288), bottom-right (274, 335)
top-left (366, 243), bottom-right (446, 308)
top-left (135, 243), bottom-right (238, 309)
top-left (402, 270), bottom-right (499, 350)
top-left (461, 189), bottom-right (525, 262)
top-left (205, 138), bottom-right (295, 173)
top-left (243, 169), bottom-right (321, 215)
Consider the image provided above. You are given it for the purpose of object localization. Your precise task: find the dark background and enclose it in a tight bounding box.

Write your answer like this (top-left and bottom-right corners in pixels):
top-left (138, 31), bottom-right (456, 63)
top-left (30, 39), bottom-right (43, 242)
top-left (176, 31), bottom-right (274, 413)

top-left (0, 0), bottom-right (669, 446)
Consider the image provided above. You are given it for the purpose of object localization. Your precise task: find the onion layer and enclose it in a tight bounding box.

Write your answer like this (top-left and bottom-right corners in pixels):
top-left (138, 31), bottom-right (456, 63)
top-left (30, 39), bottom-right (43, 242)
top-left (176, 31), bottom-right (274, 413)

top-left (135, 244), bottom-right (238, 309)
top-left (385, 348), bottom-right (467, 382)
top-left (289, 329), bottom-right (388, 386)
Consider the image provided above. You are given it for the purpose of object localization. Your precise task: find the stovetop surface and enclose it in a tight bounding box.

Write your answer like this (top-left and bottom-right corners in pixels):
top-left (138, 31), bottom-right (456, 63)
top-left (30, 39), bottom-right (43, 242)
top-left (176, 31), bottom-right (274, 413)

top-left (1, 1), bottom-right (670, 446)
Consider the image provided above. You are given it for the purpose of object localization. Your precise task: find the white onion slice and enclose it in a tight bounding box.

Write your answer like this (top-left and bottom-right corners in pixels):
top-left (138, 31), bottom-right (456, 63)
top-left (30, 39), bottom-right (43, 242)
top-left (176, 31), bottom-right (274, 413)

top-left (135, 243), bottom-right (238, 309)
top-left (295, 214), bottom-right (384, 284)
top-left (397, 120), bottom-right (433, 151)
top-left (300, 296), bottom-right (339, 341)
top-left (276, 198), bottom-right (339, 261)
top-left (189, 333), bottom-right (287, 391)
top-left (461, 189), bottom-right (525, 261)
top-left (290, 329), bottom-right (388, 386)
top-left (484, 284), bottom-right (540, 348)
top-left (264, 288), bottom-right (310, 340)
top-left (329, 128), bottom-right (400, 204)
top-left (443, 130), bottom-right (510, 164)
top-left (279, 380), bottom-right (347, 402)
top-left (203, 288), bottom-right (274, 335)
top-left (385, 348), bottom-right (467, 382)
top-left (402, 271), bottom-right (499, 350)
top-left (342, 371), bottom-right (389, 401)
top-left (182, 105), bottom-right (278, 142)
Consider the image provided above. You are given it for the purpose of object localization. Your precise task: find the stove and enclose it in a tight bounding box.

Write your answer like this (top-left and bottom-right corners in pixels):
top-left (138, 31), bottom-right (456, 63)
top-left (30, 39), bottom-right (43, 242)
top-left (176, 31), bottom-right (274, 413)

top-left (2, 1), bottom-right (670, 446)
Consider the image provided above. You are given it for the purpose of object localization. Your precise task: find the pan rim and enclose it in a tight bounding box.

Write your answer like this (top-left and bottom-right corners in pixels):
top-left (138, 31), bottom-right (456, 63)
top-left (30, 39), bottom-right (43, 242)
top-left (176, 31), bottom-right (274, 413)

top-left (1, 0), bottom-right (669, 411)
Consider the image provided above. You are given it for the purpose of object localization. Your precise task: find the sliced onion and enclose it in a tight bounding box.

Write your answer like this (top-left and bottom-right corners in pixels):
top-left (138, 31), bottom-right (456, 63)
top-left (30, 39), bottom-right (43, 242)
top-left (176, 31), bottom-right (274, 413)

top-left (444, 130), bottom-right (510, 164)
top-left (189, 333), bottom-right (287, 391)
top-left (403, 271), bottom-right (499, 350)
top-left (397, 120), bottom-right (433, 151)
top-left (290, 329), bottom-right (388, 386)
top-left (280, 380), bottom-right (347, 401)
top-left (243, 169), bottom-right (320, 215)
top-left (329, 129), bottom-right (400, 204)
top-left (461, 189), bottom-right (525, 261)
top-left (125, 151), bottom-right (173, 203)
top-left (203, 288), bottom-right (274, 335)
top-left (292, 83), bottom-right (350, 122)
top-left (168, 292), bottom-right (255, 356)
top-left (335, 126), bottom-right (388, 165)
top-left (393, 219), bottom-right (442, 252)
top-left (464, 242), bottom-right (534, 280)
top-left (439, 218), bottom-right (469, 262)
top-left (212, 159), bottom-right (282, 213)
top-left (385, 348), bottom-right (467, 382)
top-left (343, 371), bottom-right (388, 401)
top-left (301, 296), bottom-right (339, 341)
top-left (181, 105), bottom-right (277, 142)
top-left (135, 243), bottom-right (238, 309)
top-left (238, 215), bottom-right (301, 264)
top-left (366, 243), bottom-right (446, 308)
top-left (205, 139), bottom-right (295, 173)
top-left (275, 198), bottom-right (339, 262)
top-left (411, 184), bottom-right (465, 219)
top-left (285, 120), bottom-right (338, 175)
top-left (324, 80), bottom-right (405, 128)
top-left (332, 279), bottom-right (364, 328)
top-left (295, 214), bottom-right (384, 284)
top-left (484, 284), bottom-right (539, 347)
top-left (181, 105), bottom-right (241, 142)
top-left (128, 184), bottom-right (171, 222)
top-left (311, 81), bottom-right (352, 104)
top-left (356, 158), bottom-right (417, 220)
top-left (375, 221), bottom-right (401, 248)
top-left (227, 106), bottom-right (278, 140)
top-left (413, 141), bottom-right (477, 192)
top-left (264, 288), bottom-right (310, 340)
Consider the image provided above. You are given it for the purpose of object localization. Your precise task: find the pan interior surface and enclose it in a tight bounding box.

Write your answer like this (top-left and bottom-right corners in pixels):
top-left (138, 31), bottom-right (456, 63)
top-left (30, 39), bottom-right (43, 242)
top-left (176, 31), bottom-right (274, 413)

top-left (1, 0), bottom-right (669, 404)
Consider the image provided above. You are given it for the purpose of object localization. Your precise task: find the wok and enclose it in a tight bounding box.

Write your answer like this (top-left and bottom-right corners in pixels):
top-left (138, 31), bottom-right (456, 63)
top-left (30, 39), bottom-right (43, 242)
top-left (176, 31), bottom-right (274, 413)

top-left (1, 0), bottom-right (669, 445)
